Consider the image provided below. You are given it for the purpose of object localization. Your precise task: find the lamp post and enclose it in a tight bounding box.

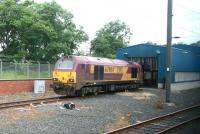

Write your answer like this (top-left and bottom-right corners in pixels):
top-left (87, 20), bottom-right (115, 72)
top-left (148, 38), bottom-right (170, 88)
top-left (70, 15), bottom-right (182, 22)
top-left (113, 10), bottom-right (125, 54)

top-left (166, 0), bottom-right (173, 102)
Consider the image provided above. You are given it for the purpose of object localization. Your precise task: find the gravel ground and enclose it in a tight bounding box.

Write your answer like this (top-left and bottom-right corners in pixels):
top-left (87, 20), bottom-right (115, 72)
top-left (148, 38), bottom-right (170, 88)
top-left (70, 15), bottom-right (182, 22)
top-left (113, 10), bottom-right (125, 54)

top-left (0, 87), bottom-right (199, 134)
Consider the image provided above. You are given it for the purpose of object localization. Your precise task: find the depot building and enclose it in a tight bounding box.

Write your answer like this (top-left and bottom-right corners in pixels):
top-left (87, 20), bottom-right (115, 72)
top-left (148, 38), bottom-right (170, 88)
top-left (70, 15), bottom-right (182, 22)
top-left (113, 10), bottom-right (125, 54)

top-left (116, 44), bottom-right (200, 90)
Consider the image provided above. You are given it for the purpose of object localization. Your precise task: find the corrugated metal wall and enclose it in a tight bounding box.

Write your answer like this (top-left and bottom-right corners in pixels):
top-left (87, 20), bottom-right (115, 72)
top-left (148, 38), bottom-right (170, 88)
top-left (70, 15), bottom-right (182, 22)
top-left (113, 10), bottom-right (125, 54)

top-left (116, 44), bottom-right (200, 84)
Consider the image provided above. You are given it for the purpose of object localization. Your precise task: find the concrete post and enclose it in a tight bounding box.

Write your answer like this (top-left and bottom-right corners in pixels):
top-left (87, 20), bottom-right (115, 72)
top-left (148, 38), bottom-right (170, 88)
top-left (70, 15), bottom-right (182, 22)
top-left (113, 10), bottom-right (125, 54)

top-left (14, 60), bottom-right (17, 79)
top-left (47, 61), bottom-right (50, 78)
top-left (37, 61), bottom-right (40, 78)
top-left (0, 59), bottom-right (2, 77)
top-left (166, 0), bottom-right (173, 102)
top-left (27, 61), bottom-right (29, 78)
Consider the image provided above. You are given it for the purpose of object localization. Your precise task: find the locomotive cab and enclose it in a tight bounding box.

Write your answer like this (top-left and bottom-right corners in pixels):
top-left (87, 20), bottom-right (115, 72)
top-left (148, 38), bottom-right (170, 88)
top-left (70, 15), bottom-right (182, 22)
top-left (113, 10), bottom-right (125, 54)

top-left (51, 56), bottom-right (77, 95)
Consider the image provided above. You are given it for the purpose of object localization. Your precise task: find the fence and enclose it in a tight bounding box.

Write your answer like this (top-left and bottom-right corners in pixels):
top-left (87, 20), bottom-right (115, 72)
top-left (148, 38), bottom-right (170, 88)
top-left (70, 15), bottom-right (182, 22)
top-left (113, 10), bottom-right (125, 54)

top-left (0, 60), bottom-right (54, 80)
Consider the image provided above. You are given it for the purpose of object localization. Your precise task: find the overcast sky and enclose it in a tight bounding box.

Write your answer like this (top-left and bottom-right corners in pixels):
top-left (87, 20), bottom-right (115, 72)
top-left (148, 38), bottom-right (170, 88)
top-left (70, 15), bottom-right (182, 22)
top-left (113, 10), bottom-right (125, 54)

top-left (35, 0), bottom-right (200, 53)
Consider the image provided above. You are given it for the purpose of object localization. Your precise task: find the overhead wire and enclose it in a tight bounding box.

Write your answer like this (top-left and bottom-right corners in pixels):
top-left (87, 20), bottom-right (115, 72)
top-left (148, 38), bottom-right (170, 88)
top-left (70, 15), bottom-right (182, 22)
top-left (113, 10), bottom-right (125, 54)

top-left (175, 3), bottom-right (200, 14)
top-left (173, 3), bottom-right (200, 41)
top-left (174, 26), bottom-right (200, 35)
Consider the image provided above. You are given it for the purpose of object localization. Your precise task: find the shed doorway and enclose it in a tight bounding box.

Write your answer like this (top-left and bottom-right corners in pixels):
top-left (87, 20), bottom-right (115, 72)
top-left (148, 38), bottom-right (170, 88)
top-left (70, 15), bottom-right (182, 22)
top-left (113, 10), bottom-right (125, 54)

top-left (129, 57), bottom-right (158, 87)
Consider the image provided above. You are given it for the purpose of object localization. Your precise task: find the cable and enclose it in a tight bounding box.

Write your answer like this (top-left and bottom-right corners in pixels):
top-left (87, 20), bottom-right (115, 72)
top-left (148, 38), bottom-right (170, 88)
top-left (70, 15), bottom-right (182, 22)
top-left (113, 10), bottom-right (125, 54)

top-left (176, 4), bottom-right (200, 14)
top-left (174, 26), bottom-right (200, 35)
top-left (180, 35), bottom-right (200, 38)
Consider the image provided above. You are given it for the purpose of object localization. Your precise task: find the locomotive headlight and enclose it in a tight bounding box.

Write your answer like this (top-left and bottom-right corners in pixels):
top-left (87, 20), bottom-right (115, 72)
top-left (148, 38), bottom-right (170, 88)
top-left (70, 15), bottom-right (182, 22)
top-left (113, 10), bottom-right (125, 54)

top-left (53, 78), bottom-right (58, 81)
top-left (68, 78), bottom-right (74, 82)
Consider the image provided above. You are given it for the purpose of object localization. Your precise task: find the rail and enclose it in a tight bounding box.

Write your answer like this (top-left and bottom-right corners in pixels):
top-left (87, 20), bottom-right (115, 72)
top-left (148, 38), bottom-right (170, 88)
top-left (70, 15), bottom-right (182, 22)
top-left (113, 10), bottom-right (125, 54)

top-left (105, 104), bottom-right (200, 134)
top-left (0, 96), bottom-right (67, 110)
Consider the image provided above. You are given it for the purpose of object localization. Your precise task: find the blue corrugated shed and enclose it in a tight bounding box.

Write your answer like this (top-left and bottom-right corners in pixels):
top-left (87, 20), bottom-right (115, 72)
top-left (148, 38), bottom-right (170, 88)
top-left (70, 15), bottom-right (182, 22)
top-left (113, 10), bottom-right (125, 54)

top-left (171, 47), bottom-right (200, 82)
top-left (116, 43), bottom-right (200, 83)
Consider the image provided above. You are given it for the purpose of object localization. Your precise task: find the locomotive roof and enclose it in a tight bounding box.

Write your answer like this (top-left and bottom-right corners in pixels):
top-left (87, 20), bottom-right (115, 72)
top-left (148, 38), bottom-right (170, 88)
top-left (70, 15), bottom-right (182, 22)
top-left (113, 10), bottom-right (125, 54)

top-left (64, 55), bottom-right (140, 67)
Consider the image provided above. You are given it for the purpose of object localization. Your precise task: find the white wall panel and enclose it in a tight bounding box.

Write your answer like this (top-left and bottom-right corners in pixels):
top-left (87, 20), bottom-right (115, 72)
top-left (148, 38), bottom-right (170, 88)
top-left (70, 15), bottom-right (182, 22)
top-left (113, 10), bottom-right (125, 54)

top-left (175, 72), bottom-right (200, 82)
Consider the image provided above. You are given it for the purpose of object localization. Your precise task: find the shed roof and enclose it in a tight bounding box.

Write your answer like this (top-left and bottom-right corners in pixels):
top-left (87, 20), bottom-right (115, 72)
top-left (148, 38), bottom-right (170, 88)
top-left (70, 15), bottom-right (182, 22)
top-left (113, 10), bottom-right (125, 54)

top-left (118, 43), bottom-right (164, 50)
top-left (173, 44), bottom-right (200, 54)
top-left (118, 43), bottom-right (200, 55)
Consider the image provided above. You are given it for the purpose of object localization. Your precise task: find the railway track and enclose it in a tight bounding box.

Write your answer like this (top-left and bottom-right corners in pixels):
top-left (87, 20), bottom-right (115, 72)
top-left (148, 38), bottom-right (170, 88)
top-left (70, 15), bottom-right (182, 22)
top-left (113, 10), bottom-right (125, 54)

top-left (0, 92), bottom-right (111, 110)
top-left (0, 96), bottom-right (68, 110)
top-left (105, 104), bottom-right (200, 134)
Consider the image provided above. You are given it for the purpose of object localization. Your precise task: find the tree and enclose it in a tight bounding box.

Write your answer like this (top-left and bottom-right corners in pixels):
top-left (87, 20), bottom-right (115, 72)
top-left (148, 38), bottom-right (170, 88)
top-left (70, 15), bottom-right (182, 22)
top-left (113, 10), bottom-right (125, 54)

top-left (191, 41), bottom-right (200, 47)
top-left (0, 0), bottom-right (88, 62)
top-left (0, 0), bottom-right (55, 61)
top-left (145, 41), bottom-right (159, 46)
top-left (91, 20), bottom-right (132, 58)
top-left (31, 1), bottom-right (88, 62)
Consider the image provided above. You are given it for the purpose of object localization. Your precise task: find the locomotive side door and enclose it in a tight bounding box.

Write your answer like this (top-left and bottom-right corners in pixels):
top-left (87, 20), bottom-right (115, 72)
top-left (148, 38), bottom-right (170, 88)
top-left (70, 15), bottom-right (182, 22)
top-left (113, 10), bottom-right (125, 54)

top-left (131, 67), bottom-right (138, 79)
top-left (94, 65), bottom-right (104, 80)
top-left (79, 64), bottom-right (86, 81)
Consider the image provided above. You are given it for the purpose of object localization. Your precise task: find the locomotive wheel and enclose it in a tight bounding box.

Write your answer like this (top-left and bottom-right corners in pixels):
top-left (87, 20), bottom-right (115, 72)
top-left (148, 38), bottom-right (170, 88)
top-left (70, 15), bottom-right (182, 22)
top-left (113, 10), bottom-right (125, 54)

top-left (81, 91), bottom-right (85, 97)
top-left (76, 89), bottom-right (85, 97)
top-left (94, 91), bottom-right (98, 96)
top-left (93, 87), bottom-right (98, 96)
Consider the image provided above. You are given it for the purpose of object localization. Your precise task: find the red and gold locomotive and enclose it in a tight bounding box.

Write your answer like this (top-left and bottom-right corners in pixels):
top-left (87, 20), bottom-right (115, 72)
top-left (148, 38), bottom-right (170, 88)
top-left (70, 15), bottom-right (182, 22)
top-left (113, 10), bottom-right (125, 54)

top-left (51, 55), bottom-right (143, 96)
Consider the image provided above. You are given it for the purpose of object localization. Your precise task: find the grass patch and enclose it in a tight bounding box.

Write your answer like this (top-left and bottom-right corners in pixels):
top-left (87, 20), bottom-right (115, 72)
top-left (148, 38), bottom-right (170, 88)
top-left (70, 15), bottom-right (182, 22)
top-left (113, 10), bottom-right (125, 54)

top-left (0, 71), bottom-right (52, 80)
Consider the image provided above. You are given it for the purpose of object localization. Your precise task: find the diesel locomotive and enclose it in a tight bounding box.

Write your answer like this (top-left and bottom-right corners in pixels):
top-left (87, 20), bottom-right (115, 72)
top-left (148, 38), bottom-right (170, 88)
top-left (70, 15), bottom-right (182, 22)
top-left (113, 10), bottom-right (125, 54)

top-left (51, 55), bottom-right (143, 96)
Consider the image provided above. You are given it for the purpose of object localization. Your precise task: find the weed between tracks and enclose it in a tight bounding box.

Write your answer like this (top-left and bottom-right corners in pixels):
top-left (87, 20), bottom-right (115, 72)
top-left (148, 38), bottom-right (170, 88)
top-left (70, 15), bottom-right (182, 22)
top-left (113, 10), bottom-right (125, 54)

top-left (105, 112), bottom-right (132, 132)
top-left (153, 100), bottom-right (164, 109)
